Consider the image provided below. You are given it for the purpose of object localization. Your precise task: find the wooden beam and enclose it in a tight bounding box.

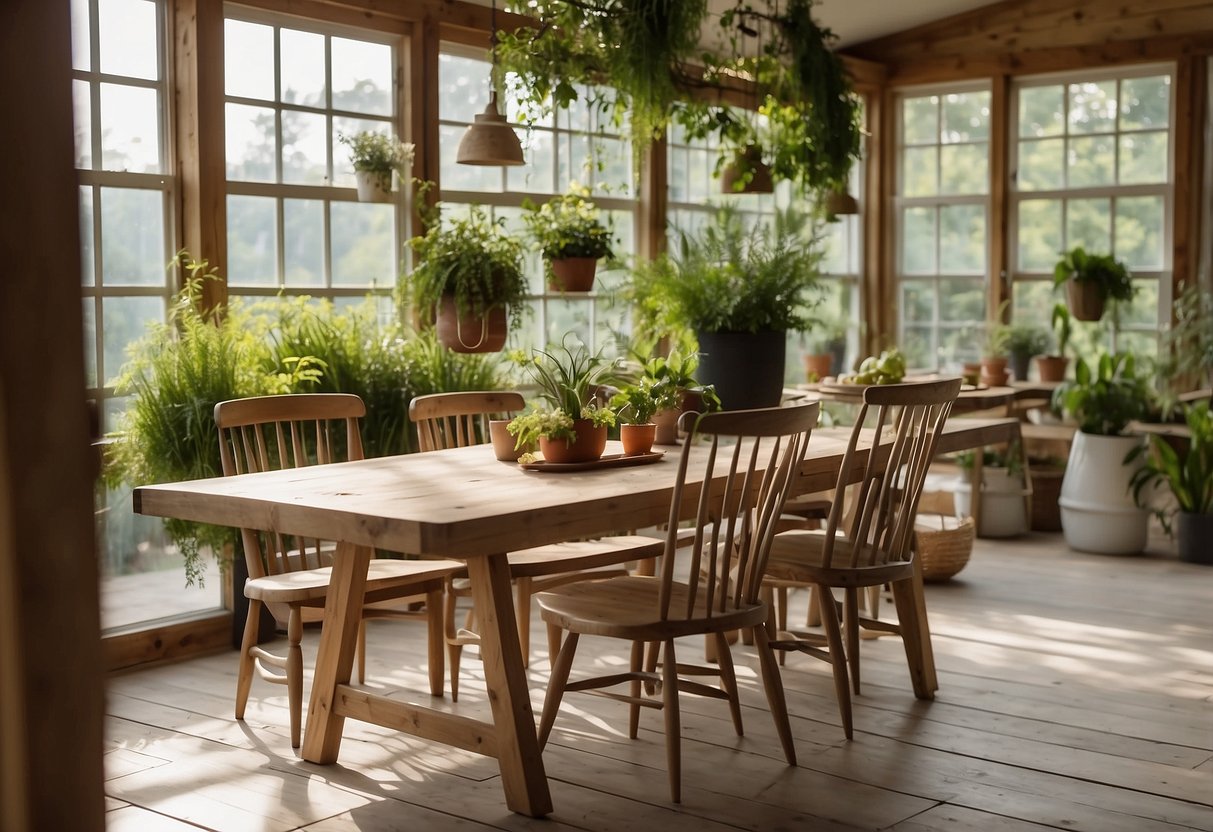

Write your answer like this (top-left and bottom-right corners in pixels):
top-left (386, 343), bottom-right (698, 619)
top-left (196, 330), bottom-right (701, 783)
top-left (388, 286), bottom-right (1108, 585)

top-left (638, 136), bottom-right (669, 261)
top-left (0, 0), bottom-right (105, 828)
top-left (865, 88), bottom-right (896, 357)
top-left (1172, 55), bottom-right (1207, 320)
top-left (102, 613), bottom-right (231, 672)
top-left (989, 74), bottom-right (1011, 321)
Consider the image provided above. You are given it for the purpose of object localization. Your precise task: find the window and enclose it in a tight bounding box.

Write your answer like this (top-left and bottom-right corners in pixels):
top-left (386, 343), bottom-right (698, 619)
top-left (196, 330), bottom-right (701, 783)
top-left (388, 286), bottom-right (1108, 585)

top-left (895, 87), bottom-right (991, 371)
top-left (438, 45), bottom-right (636, 353)
top-left (223, 12), bottom-right (404, 305)
top-left (1010, 68), bottom-right (1171, 359)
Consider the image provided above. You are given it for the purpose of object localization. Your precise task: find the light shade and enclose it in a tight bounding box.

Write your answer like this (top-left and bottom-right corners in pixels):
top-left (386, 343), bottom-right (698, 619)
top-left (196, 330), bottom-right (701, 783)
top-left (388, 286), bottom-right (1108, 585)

top-left (720, 145), bottom-right (774, 194)
top-left (825, 189), bottom-right (859, 216)
top-left (456, 93), bottom-right (525, 167)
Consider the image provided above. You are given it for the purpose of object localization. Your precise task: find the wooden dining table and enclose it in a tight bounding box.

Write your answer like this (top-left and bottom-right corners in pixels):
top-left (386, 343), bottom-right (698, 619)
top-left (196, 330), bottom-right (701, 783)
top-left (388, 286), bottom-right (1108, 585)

top-left (132, 415), bottom-right (1020, 817)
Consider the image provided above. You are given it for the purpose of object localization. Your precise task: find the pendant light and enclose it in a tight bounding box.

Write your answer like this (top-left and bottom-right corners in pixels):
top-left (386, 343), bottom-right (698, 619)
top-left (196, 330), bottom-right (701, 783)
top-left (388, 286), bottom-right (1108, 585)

top-left (721, 10), bottom-right (773, 195)
top-left (457, 0), bottom-right (525, 167)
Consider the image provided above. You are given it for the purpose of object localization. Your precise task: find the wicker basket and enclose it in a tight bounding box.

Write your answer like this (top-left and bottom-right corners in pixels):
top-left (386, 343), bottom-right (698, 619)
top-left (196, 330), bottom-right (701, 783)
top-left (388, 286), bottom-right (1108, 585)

top-left (914, 514), bottom-right (975, 582)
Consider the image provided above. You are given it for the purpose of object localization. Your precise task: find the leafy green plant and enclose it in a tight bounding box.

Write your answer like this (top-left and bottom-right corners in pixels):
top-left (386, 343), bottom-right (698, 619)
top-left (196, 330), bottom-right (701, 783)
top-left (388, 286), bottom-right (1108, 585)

top-left (1155, 282), bottom-right (1213, 413)
top-left (1004, 324), bottom-right (1050, 362)
top-left (1127, 401), bottom-right (1213, 535)
top-left (610, 380), bottom-right (675, 425)
top-left (983, 322), bottom-right (1010, 358)
top-left (404, 205), bottom-right (528, 329)
top-left (1053, 247), bottom-right (1134, 304)
top-left (639, 350), bottom-right (721, 411)
top-left (523, 187), bottom-right (614, 261)
top-left (1050, 303), bottom-right (1072, 356)
top-left (953, 440), bottom-right (1025, 479)
top-left (507, 339), bottom-right (619, 447)
top-left (338, 131), bottom-right (414, 183)
top-left (1052, 352), bottom-right (1154, 435)
top-left (626, 206), bottom-right (824, 336)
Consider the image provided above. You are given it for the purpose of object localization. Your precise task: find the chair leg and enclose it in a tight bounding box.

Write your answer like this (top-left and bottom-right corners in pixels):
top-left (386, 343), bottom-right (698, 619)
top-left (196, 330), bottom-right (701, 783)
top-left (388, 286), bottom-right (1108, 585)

top-left (662, 639), bottom-right (682, 803)
top-left (234, 598), bottom-right (260, 720)
top-left (643, 640), bottom-right (660, 695)
top-left (890, 575), bottom-right (933, 700)
top-left (817, 584), bottom-right (853, 740)
top-left (546, 621), bottom-right (562, 673)
top-left (714, 631), bottom-right (743, 737)
top-left (426, 585), bottom-right (445, 697)
top-left (752, 623), bottom-right (796, 765)
top-left (515, 576), bottom-right (532, 669)
top-left (806, 585), bottom-right (822, 627)
top-left (538, 631), bottom-right (579, 748)
top-left (844, 586), bottom-right (861, 696)
top-left (628, 639), bottom-right (643, 739)
top-left (286, 606), bottom-right (304, 748)
top-left (444, 583), bottom-right (463, 703)
top-left (355, 618), bottom-right (367, 685)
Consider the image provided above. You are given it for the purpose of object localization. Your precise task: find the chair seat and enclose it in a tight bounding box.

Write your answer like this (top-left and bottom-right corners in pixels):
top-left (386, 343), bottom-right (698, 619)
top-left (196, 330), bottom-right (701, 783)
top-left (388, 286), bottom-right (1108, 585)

top-left (766, 530), bottom-right (915, 589)
top-left (505, 535), bottom-right (665, 578)
top-left (245, 558), bottom-right (462, 604)
top-left (537, 575), bottom-right (768, 640)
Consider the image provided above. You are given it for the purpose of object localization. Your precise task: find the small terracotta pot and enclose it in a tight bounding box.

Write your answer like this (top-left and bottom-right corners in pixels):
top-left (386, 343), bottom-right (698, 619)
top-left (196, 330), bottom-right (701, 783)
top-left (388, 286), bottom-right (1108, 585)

top-left (980, 356), bottom-right (1009, 387)
top-left (620, 423), bottom-right (656, 456)
top-left (802, 353), bottom-right (833, 383)
top-left (539, 420), bottom-right (607, 464)
top-left (548, 257), bottom-right (598, 292)
top-left (489, 419), bottom-right (531, 461)
top-left (653, 409), bottom-right (679, 445)
top-left (1065, 278), bottom-right (1105, 322)
top-left (436, 296), bottom-right (508, 353)
top-left (1035, 354), bottom-right (1069, 382)
top-left (961, 361), bottom-right (982, 386)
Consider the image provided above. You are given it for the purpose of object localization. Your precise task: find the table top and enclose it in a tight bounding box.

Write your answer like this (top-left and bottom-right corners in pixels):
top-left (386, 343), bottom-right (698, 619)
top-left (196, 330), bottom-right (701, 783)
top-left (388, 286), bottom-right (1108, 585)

top-left (133, 418), bottom-right (1019, 557)
top-left (795, 380), bottom-right (1019, 411)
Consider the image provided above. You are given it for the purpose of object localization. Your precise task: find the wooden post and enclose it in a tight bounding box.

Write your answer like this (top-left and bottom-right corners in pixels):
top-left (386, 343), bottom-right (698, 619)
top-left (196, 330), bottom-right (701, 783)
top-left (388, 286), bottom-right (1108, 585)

top-left (989, 74), bottom-right (1011, 322)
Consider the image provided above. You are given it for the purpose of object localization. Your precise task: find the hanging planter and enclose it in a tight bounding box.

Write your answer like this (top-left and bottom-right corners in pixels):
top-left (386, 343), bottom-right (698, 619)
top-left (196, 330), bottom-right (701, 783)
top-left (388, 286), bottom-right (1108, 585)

top-left (548, 258), bottom-right (598, 292)
top-left (524, 189), bottom-right (614, 294)
top-left (339, 131), bottom-right (413, 204)
top-left (435, 296), bottom-right (508, 354)
top-left (720, 145), bottom-right (774, 194)
top-left (1053, 247), bottom-right (1134, 323)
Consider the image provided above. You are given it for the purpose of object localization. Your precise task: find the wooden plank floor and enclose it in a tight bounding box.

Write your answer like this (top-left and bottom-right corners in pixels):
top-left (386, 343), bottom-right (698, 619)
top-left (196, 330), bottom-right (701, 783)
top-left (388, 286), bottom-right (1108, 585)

top-left (105, 530), bottom-right (1213, 832)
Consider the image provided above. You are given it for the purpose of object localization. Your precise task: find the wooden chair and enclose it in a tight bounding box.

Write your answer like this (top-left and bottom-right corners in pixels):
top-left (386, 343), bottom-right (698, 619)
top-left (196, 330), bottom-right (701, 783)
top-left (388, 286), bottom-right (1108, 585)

top-left (216, 393), bottom-right (462, 747)
top-left (408, 390), bottom-right (666, 700)
top-left (762, 377), bottom-right (961, 739)
top-left (535, 401), bottom-right (821, 803)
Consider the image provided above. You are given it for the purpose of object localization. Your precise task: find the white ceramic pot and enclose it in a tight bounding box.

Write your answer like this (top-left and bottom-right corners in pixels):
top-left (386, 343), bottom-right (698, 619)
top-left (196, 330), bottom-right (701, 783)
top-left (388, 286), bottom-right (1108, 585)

top-left (953, 467), bottom-right (1029, 538)
top-left (355, 169), bottom-right (393, 203)
top-left (1058, 431), bottom-right (1147, 555)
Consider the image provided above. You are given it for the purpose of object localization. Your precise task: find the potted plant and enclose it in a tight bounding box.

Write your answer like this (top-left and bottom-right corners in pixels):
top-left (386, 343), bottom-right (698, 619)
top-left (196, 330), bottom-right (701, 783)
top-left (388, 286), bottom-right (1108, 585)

top-left (1053, 246), bottom-right (1134, 322)
top-left (1004, 323), bottom-right (1050, 383)
top-left (1155, 282), bottom-right (1213, 415)
top-left (637, 350), bottom-right (720, 444)
top-left (1035, 303), bottom-right (1072, 383)
top-left (405, 205), bottom-right (528, 354)
top-left (523, 187), bottom-right (614, 293)
top-left (1127, 401), bottom-right (1213, 564)
top-left (951, 443), bottom-right (1030, 538)
top-left (980, 320), bottom-right (1011, 387)
top-left (610, 379), bottom-right (677, 456)
top-left (507, 340), bottom-right (618, 464)
top-left (1053, 352), bottom-right (1155, 555)
top-left (338, 131), bottom-right (414, 204)
top-left (625, 206), bottom-right (824, 409)
top-left (800, 317), bottom-right (848, 382)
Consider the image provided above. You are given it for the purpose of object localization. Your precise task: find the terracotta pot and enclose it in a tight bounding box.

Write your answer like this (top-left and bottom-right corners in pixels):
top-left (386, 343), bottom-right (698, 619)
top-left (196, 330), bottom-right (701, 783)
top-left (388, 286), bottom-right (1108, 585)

top-left (802, 353), bottom-right (833, 382)
top-left (1035, 354), bottom-right (1069, 382)
top-left (436, 295), bottom-right (508, 353)
top-left (980, 356), bottom-right (1009, 387)
top-left (539, 420), bottom-right (607, 464)
top-left (489, 419), bottom-right (532, 461)
top-left (1065, 277), bottom-right (1105, 322)
top-left (653, 409), bottom-right (680, 445)
top-left (961, 361), bottom-right (982, 385)
top-left (548, 257), bottom-right (598, 292)
top-left (620, 423), bottom-right (656, 456)
top-left (354, 169), bottom-right (393, 203)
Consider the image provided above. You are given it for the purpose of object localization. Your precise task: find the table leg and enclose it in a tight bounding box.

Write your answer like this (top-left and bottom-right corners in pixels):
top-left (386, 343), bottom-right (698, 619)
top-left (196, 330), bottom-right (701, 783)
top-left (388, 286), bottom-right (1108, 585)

top-left (970, 445), bottom-right (984, 534)
top-left (465, 553), bottom-right (553, 817)
top-left (301, 541), bottom-right (370, 764)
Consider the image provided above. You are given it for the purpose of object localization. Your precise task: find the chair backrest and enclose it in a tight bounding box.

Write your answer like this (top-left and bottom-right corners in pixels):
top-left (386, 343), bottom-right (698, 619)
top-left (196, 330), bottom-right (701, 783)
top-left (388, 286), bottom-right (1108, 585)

top-left (661, 401), bottom-right (820, 620)
top-left (214, 393), bottom-right (366, 579)
top-left (408, 390), bottom-right (525, 451)
top-left (819, 378), bottom-right (961, 569)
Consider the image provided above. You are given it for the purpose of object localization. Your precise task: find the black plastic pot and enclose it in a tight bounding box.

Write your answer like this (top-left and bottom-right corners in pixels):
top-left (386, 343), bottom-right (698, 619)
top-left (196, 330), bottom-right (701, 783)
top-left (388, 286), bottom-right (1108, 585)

top-left (695, 330), bottom-right (786, 410)
top-left (1176, 512), bottom-right (1213, 565)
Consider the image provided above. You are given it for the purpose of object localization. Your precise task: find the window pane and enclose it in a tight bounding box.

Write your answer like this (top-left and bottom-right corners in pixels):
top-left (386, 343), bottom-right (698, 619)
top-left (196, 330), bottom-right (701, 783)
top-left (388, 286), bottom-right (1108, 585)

top-left (100, 83), bottom-right (160, 173)
top-left (73, 80), bottom-right (92, 168)
top-left (901, 281), bottom-right (934, 324)
top-left (1120, 76), bottom-right (1169, 131)
top-left (939, 205), bottom-right (985, 273)
top-left (283, 199), bottom-right (324, 287)
top-left (941, 92), bottom-right (989, 142)
top-left (1017, 138), bottom-right (1063, 191)
top-left (281, 110), bottom-right (328, 185)
top-left (280, 29), bottom-right (326, 107)
top-left (80, 186), bottom-right (95, 286)
top-left (902, 96), bottom-right (938, 144)
top-left (99, 0), bottom-right (158, 80)
top-left (1019, 85), bottom-right (1064, 138)
top-left (902, 207), bottom-right (936, 274)
top-left (333, 116), bottom-right (390, 188)
top-left (227, 195), bottom-right (278, 285)
top-left (1115, 196), bottom-right (1164, 270)
top-left (1119, 279), bottom-right (1159, 328)
top-left (1068, 80), bottom-right (1117, 134)
top-left (1116, 330), bottom-right (1158, 359)
top-left (1066, 198), bottom-right (1110, 252)
top-left (82, 299), bottom-right (98, 388)
top-left (1011, 280), bottom-right (1055, 333)
top-left (330, 202), bottom-right (395, 287)
top-left (941, 324), bottom-right (982, 367)
top-left (1118, 131), bottom-right (1167, 185)
top-left (545, 298), bottom-right (592, 348)
top-left (939, 277), bottom-right (985, 322)
top-left (72, 0), bottom-right (91, 71)
top-left (510, 130), bottom-right (554, 193)
top-left (100, 187), bottom-right (164, 286)
top-left (1067, 134), bottom-right (1114, 188)
top-left (902, 146), bottom-right (937, 196)
top-left (900, 326), bottom-right (933, 369)
top-left (332, 37), bottom-right (391, 115)
top-left (102, 296), bottom-right (164, 385)
top-left (225, 19), bottom-right (275, 101)
top-left (1017, 199), bottom-right (1062, 272)
top-left (940, 143), bottom-right (988, 195)
top-left (226, 102), bottom-right (276, 182)
top-left (439, 124), bottom-right (502, 192)
top-left (439, 53), bottom-right (490, 123)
